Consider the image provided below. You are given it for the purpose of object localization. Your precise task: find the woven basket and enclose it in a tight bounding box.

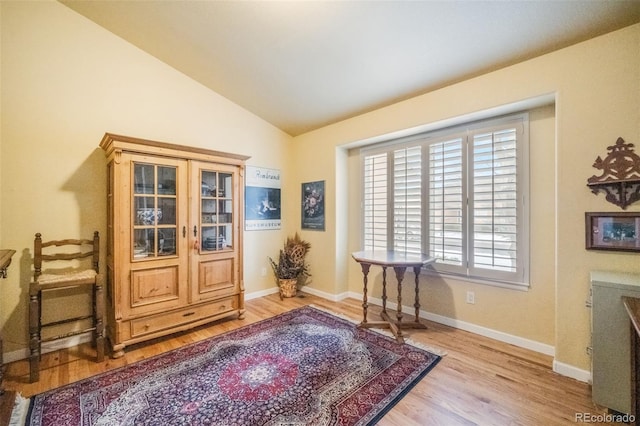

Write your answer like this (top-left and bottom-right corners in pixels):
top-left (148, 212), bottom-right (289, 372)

top-left (279, 278), bottom-right (297, 298)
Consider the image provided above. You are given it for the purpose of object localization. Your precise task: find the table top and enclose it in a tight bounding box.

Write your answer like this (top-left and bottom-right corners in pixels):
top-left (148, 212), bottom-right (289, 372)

top-left (352, 250), bottom-right (436, 267)
top-left (0, 249), bottom-right (15, 271)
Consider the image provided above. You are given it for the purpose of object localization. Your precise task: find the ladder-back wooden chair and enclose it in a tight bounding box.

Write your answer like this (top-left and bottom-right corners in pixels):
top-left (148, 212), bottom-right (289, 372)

top-left (29, 232), bottom-right (105, 382)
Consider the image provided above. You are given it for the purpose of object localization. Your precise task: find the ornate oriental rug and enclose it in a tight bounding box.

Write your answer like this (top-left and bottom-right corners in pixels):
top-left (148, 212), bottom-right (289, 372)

top-left (25, 306), bottom-right (441, 425)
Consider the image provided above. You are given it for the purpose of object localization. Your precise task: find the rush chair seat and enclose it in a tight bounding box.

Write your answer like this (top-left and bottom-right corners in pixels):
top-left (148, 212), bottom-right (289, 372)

top-left (29, 232), bottom-right (105, 382)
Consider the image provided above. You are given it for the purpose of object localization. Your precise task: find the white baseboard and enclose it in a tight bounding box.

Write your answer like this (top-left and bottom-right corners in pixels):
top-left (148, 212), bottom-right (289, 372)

top-left (300, 286), bottom-right (351, 302)
top-left (344, 291), bottom-right (589, 382)
top-left (364, 293), bottom-right (555, 355)
top-left (4, 332), bottom-right (93, 364)
top-left (553, 360), bottom-right (592, 383)
top-left (4, 348), bottom-right (27, 364)
top-left (245, 285), bottom-right (351, 302)
top-left (245, 286), bottom-right (280, 300)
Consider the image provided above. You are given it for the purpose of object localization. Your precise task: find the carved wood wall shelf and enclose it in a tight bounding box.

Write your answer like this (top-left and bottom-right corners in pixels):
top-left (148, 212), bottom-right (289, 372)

top-left (587, 137), bottom-right (640, 209)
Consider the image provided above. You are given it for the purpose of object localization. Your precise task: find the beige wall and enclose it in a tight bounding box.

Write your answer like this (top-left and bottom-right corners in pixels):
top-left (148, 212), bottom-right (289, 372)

top-left (0, 1), bottom-right (292, 356)
top-left (291, 24), bottom-right (640, 373)
top-left (2, 0), bottom-right (639, 376)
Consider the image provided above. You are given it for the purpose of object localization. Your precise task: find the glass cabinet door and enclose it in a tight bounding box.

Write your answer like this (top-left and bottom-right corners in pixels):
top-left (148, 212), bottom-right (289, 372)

top-left (200, 170), bottom-right (234, 252)
top-left (133, 163), bottom-right (178, 259)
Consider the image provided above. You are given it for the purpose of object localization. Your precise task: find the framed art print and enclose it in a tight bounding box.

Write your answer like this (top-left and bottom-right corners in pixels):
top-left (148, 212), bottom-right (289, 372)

top-left (302, 180), bottom-right (325, 231)
top-left (586, 212), bottom-right (640, 252)
top-left (245, 166), bottom-right (281, 230)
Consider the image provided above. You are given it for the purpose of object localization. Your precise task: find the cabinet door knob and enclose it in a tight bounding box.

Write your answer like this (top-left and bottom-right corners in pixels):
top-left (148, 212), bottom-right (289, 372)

top-left (193, 225), bottom-right (198, 237)
top-left (183, 226), bottom-right (186, 238)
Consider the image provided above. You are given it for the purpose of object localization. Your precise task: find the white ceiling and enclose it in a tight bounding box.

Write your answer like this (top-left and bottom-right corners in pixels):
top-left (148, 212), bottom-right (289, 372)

top-left (60, 1), bottom-right (640, 136)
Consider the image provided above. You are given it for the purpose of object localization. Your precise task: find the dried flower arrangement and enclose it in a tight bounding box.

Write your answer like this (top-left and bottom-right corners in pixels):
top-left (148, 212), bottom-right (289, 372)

top-left (268, 233), bottom-right (311, 298)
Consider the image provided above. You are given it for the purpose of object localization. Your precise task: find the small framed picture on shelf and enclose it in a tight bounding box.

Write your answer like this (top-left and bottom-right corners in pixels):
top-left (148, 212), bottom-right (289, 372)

top-left (586, 212), bottom-right (640, 252)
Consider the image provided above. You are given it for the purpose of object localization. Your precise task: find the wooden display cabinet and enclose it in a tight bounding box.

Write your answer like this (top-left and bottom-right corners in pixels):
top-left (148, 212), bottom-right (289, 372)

top-left (100, 134), bottom-right (249, 358)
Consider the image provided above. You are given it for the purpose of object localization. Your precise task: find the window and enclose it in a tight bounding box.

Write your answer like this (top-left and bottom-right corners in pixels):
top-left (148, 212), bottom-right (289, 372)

top-left (361, 114), bottom-right (529, 287)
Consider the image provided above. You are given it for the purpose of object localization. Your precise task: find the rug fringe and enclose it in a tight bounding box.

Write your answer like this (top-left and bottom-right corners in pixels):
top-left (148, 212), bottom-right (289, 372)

top-left (9, 393), bottom-right (30, 426)
top-left (306, 304), bottom-right (447, 357)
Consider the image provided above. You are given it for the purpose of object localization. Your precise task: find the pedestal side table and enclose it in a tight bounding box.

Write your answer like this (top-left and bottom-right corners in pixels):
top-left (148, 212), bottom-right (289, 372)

top-left (352, 250), bottom-right (435, 343)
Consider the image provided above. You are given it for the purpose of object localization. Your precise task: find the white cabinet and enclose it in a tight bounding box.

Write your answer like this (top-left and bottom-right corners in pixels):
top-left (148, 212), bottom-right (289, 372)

top-left (591, 271), bottom-right (640, 415)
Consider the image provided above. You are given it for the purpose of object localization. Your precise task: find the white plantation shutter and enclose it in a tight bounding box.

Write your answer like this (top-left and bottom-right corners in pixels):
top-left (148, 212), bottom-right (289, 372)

top-left (361, 113), bottom-right (528, 287)
top-left (393, 147), bottom-right (422, 254)
top-left (428, 137), bottom-right (464, 268)
top-left (363, 153), bottom-right (388, 250)
top-left (470, 127), bottom-right (519, 278)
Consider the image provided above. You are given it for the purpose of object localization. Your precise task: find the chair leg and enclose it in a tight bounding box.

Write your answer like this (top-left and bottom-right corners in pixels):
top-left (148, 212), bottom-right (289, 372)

top-left (94, 283), bottom-right (105, 362)
top-left (28, 290), bottom-right (41, 383)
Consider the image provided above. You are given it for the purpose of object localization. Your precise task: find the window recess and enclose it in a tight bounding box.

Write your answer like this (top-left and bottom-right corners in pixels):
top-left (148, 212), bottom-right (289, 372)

top-left (361, 113), bottom-right (529, 288)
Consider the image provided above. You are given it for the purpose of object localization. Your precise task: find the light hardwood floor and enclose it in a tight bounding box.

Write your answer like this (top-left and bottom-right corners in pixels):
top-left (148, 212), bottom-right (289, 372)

top-left (2, 293), bottom-right (616, 425)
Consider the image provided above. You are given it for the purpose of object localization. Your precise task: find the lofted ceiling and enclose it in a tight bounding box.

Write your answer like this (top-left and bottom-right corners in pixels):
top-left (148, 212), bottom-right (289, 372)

top-left (60, 1), bottom-right (640, 136)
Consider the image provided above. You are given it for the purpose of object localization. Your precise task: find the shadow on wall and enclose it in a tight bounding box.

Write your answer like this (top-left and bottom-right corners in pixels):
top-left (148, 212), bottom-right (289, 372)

top-left (3, 248), bottom-right (33, 354)
top-left (359, 265), bottom-right (455, 320)
top-left (4, 247), bottom-right (94, 362)
top-left (418, 268), bottom-right (456, 319)
top-left (3, 149), bottom-right (106, 359)
top-left (61, 148), bottom-right (107, 242)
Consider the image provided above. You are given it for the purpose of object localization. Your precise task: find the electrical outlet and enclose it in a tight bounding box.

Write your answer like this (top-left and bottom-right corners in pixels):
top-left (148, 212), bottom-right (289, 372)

top-left (261, 267), bottom-right (267, 277)
top-left (466, 291), bottom-right (475, 304)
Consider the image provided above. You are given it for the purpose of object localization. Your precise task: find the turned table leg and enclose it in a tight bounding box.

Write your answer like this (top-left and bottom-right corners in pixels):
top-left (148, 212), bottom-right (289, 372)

top-left (413, 265), bottom-right (422, 323)
top-left (360, 263), bottom-right (371, 324)
top-left (393, 266), bottom-right (407, 325)
top-left (381, 266), bottom-right (388, 315)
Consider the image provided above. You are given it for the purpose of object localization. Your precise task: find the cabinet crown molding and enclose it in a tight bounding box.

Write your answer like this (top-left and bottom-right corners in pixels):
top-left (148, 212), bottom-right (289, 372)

top-left (100, 133), bottom-right (251, 165)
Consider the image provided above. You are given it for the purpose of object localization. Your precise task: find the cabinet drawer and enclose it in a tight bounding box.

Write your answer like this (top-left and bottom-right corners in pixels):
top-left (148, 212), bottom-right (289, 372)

top-left (130, 297), bottom-right (237, 338)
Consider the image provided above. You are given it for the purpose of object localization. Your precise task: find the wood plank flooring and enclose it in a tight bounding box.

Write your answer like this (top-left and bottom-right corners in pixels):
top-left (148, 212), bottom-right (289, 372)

top-left (1, 293), bottom-right (616, 425)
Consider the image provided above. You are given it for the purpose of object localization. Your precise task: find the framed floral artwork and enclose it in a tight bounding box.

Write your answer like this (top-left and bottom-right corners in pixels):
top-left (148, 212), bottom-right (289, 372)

top-left (302, 180), bottom-right (325, 231)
